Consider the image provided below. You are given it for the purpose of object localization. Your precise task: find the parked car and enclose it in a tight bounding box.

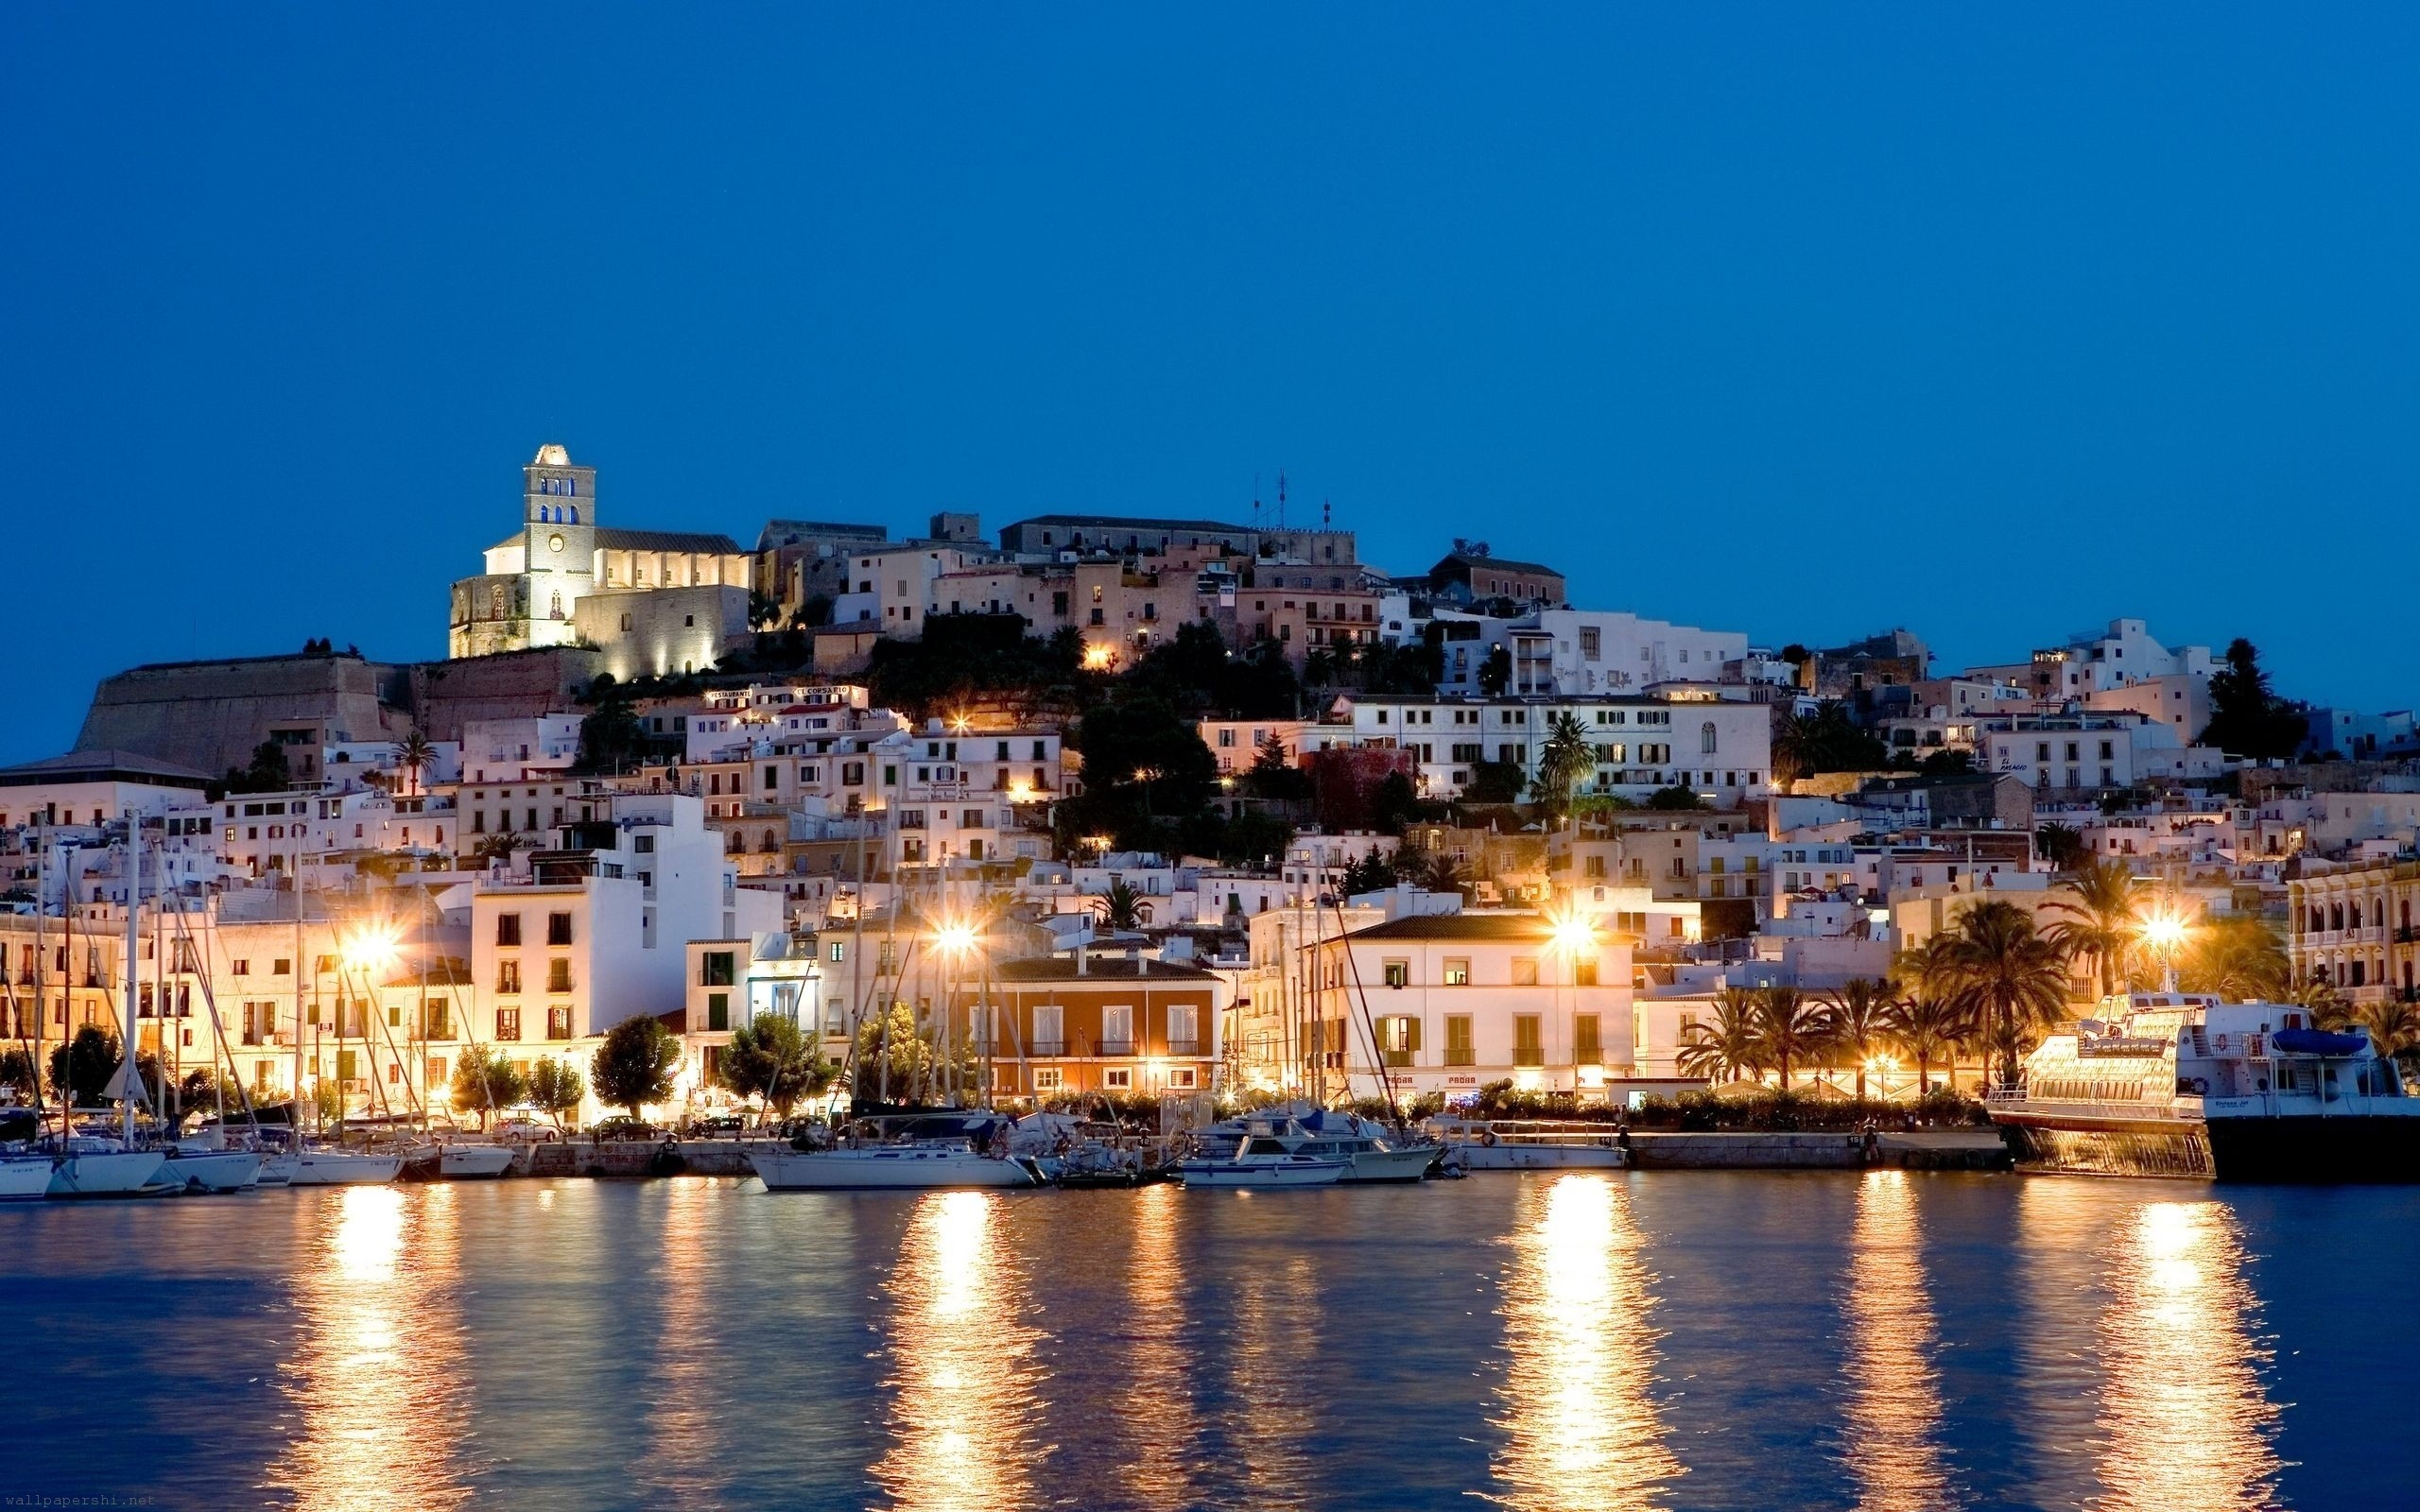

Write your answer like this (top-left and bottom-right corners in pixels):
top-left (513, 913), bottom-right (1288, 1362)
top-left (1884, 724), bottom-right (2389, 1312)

top-left (688, 1114), bottom-right (748, 1138)
top-left (493, 1119), bottom-right (560, 1143)
top-left (592, 1116), bottom-right (657, 1142)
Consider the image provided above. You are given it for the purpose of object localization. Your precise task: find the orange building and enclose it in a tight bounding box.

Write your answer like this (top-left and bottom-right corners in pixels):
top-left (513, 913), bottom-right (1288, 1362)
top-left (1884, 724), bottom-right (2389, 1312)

top-left (959, 954), bottom-right (1223, 1102)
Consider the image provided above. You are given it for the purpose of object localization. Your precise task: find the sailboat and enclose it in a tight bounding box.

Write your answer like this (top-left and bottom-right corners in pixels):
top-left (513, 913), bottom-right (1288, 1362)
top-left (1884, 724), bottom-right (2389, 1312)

top-left (44, 827), bottom-right (169, 1198)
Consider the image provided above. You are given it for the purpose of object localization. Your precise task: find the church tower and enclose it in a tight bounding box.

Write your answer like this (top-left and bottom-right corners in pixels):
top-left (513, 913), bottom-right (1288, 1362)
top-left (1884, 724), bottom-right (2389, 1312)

top-left (519, 442), bottom-right (597, 646)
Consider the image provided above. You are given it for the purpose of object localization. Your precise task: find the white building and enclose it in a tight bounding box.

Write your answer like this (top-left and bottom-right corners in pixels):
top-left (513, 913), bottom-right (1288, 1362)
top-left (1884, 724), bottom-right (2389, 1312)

top-left (1304, 693), bottom-right (1772, 804)
top-left (1978, 711), bottom-right (2225, 793)
top-left (0, 750), bottom-right (214, 830)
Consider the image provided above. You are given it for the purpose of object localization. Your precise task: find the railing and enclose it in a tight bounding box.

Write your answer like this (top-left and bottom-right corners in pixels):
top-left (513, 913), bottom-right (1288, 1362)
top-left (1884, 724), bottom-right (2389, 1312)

top-left (1166, 1038), bottom-right (1201, 1057)
top-left (1512, 1048), bottom-right (1545, 1068)
top-left (1443, 1049), bottom-right (1476, 1067)
top-left (1382, 1050), bottom-right (1414, 1068)
top-left (1026, 1039), bottom-right (1066, 1057)
top-left (1095, 1039), bottom-right (1135, 1057)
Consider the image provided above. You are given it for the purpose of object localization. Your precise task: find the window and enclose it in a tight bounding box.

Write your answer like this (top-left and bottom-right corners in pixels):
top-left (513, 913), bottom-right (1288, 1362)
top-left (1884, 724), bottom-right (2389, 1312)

top-left (1512, 1014), bottom-right (1543, 1066)
top-left (547, 1005), bottom-right (572, 1040)
top-left (1444, 1015), bottom-right (1475, 1067)
top-left (1032, 1067), bottom-right (1064, 1091)
top-left (1167, 1004), bottom-right (1200, 1055)
top-left (496, 913), bottom-right (521, 947)
top-left (1443, 958), bottom-right (1471, 986)
top-left (1382, 959), bottom-right (1410, 988)
top-left (495, 1007), bottom-right (521, 1042)
top-left (496, 959), bottom-right (521, 994)
top-left (232, 958), bottom-right (250, 977)
top-left (546, 912), bottom-right (573, 946)
top-left (1100, 1005), bottom-right (1134, 1056)
top-left (421, 1001), bottom-right (452, 1040)
top-left (1701, 721), bottom-right (1719, 754)
top-left (701, 951), bottom-right (735, 987)
top-left (1576, 1014), bottom-right (1602, 1065)
top-left (1512, 957), bottom-right (1540, 987)
top-left (1377, 1015), bottom-right (1421, 1067)
top-left (1169, 1067), bottom-right (1198, 1090)
top-left (1580, 627), bottom-right (1600, 661)
top-left (1031, 1005), bottom-right (1064, 1057)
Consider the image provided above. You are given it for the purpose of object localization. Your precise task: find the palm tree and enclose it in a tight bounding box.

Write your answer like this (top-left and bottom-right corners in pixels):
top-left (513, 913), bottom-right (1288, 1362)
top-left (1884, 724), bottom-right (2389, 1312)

top-left (2352, 998), bottom-right (2420, 1065)
top-left (398, 728), bottom-right (435, 798)
top-left (2034, 821), bottom-right (2087, 873)
top-left (1096, 877), bottom-right (1145, 933)
top-left (1532, 711), bottom-right (1595, 823)
top-left (2040, 858), bottom-right (2142, 997)
top-left (1677, 988), bottom-right (1764, 1083)
top-left (1936, 900), bottom-right (2074, 1089)
top-left (1753, 985), bottom-right (1831, 1091)
top-left (1885, 992), bottom-right (1972, 1096)
top-left (1823, 977), bottom-right (1894, 1099)
top-left (2178, 915), bottom-right (2290, 1003)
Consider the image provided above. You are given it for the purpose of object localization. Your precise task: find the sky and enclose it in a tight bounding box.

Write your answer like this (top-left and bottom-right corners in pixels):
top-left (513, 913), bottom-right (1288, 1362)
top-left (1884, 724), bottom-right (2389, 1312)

top-left (5, 6), bottom-right (2415, 764)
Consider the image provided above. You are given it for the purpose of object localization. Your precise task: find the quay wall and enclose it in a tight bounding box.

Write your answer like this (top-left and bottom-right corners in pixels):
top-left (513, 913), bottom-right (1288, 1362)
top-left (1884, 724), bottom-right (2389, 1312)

top-left (1625, 1131), bottom-right (2010, 1171)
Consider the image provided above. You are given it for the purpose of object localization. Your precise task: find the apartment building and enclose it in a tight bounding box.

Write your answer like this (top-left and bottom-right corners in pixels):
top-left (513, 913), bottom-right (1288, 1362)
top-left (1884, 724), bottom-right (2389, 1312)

top-left (1305, 693), bottom-right (1772, 804)
top-left (2288, 858), bottom-right (2420, 1007)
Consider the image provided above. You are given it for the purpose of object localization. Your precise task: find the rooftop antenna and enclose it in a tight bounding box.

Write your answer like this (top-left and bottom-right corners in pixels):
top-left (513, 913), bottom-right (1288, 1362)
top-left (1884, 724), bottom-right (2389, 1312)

top-left (1322, 496), bottom-right (1331, 531)
top-left (1251, 472), bottom-right (1261, 529)
top-left (1276, 470), bottom-right (1288, 530)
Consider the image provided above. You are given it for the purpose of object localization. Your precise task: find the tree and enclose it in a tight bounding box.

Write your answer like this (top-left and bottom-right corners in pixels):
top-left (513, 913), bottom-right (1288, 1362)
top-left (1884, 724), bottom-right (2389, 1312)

top-left (2035, 822), bottom-right (2088, 873)
top-left (1340, 850), bottom-right (1398, 896)
top-left (574, 678), bottom-right (647, 775)
top-left (1462, 759), bottom-right (1526, 806)
top-left (852, 999), bottom-right (973, 1106)
top-left (2040, 859), bottom-right (2142, 997)
top-left (1770, 702), bottom-right (1888, 782)
top-left (1644, 784), bottom-right (1708, 811)
top-left (526, 1057), bottom-right (587, 1131)
top-left (2198, 638), bottom-right (2306, 762)
top-left (1754, 986), bottom-right (1830, 1091)
top-left (49, 1025), bottom-right (120, 1108)
top-left (397, 728), bottom-right (435, 798)
top-left (2179, 916), bottom-right (2290, 1003)
top-left (591, 1016), bottom-right (682, 1121)
top-left (2352, 998), bottom-right (2420, 1066)
top-left (1885, 988), bottom-right (1972, 1096)
top-left (1477, 645), bottom-right (1512, 696)
top-left (450, 1046), bottom-right (526, 1130)
top-left (1934, 900), bottom-right (2074, 1088)
top-left (1677, 988), bottom-right (1764, 1082)
top-left (748, 589), bottom-right (783, 631)
top-left (1370, 771), bottom-right (1421, 835)
top-left (222, 739), bottom-right (291, 797)
top-left (1096, 878), bottom-right (1146, 933)
top-left (1531, 711), bottom-right (1594, 822)
top-left (470, 829), bottom-right (521, 868)
top-left (1823, 978), bottom-right (1894, 1098)
top-left (1916, 748), bottom-right (1975, 776)
top-left (1243, 733), bottom-right (1311, 803)
top-left (0, 1049), bottom-right (34, 1099)
top-left (718, 1014), bottom-right (838, 1119)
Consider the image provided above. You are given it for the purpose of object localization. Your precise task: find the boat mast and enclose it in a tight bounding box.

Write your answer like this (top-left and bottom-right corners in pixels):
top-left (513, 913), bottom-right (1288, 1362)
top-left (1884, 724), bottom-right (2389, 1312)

top-left (121, 812), bottom-right (139, 1147)
top-left (291, 819), bottom-right (304, 1135)
top-left (31, 831), bottom-right (44, 1139)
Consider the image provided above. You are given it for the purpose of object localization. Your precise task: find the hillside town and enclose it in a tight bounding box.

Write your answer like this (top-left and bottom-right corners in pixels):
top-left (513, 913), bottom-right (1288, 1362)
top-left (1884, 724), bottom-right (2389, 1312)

top-left (4, 442), bottom-right (2412, 1132)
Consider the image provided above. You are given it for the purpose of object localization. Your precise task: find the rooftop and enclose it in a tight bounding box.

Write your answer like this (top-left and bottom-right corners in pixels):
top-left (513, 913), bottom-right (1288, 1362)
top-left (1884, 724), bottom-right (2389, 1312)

top-left (4, 749), bottom-right (216, 788)
top-left (594, 527), bottom-right (746, 556)
top-left (994, 954), bottom-right (1219, 983)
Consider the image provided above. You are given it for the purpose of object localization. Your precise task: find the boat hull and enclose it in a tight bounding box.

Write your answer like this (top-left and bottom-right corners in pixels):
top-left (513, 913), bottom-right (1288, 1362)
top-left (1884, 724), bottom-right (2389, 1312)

top-left (1342, 1145), bottom-right (1443, 1183)
top-left (404, 1143), bottom-right (519, 1180)
top-left (1995, 1116), bottom-right (2214, 1178)
top-left (255, 1154), bottom-right (298, 1187)
top-left (287, 1151), bottom-right (404, 1186)
top-left (1448, 1142), bottom-right (1627, 1172)
top-left (1996, 1109), bottom-right (2420, 1182)
top-left (1178, 1160), bottom-right (1346, 1189)
top-left (166, 1151), bottom-right (264, 1194)
top-left (48, 1150), bottom-right (169, 1197)
top-left (0, 1157), bottom-right (55, 1201)
top-left (751, 1147), bottom-right (1041, 1191)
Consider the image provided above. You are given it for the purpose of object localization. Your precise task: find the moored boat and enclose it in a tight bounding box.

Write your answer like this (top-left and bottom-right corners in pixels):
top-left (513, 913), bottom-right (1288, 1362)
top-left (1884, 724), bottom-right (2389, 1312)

top-left (285, 1147), bottom-right (405, 1186)
top-left (1177, 1133), bottom-right (1347, 1189)
top-left (48, 1144), bottom-right (171, 1198)
top-left (0, 1155), bottom-right (56, 1202)
top-left (1989, 992), bottom-right (2420, 1181)
top-left (401, 1142), bottom-right (518, 1180)
top-left (163, 1149), bottom-right (264, 1194)
top-left (1422, 1117), bottom-right (1628, 1171)
top-left (752, 1112), bottom-right (1043, 1192)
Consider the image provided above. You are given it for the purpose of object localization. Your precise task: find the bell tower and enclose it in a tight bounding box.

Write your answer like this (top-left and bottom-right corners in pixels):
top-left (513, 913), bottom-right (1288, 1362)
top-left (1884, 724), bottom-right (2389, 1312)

top-left (521, 443), bottom-right (597, 645)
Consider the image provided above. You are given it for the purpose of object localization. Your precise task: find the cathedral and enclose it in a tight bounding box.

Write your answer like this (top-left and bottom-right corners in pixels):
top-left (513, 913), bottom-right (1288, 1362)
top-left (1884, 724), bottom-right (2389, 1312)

top-left (448, 446), bottom-right (753, 677)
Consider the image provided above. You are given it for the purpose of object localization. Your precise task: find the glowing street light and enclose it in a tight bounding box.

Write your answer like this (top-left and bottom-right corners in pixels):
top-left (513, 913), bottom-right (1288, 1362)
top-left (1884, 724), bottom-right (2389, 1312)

top-left (933, 920), bottom-right (978, 957)
top-left (1547, 910), bottom-right (1599, 954)
top-left (340, 921), bottom-right (403, 977)
top-left (2138, 908), bottom-right (2191, 993)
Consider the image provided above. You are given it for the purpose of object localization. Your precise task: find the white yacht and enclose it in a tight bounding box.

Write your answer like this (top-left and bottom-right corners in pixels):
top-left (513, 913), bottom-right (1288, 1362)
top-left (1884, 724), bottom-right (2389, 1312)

top-left (1990, 991), bottom-right (2420, 1180)
top-left (47, 1143), bottom-right (171, 1197)
top-left (403, 1142), bottom-right (519, 1180)
top-left (1199, 1111), bottom-right (1440, 1183)
top-left (752, 1112), bottom-right (1043, 1192)
top-left (1178, 1134), bottom-right (1347, 1189)
top-left (285, 1147), bottom-right (405, 1186)
top-left (162, 1148), bottom-right (263, 1194)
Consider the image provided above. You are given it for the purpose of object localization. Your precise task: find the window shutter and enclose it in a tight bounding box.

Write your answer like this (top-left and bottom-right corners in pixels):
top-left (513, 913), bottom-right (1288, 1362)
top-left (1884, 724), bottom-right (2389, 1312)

top-left (1407, 1017), bottom-right (1423, 1053)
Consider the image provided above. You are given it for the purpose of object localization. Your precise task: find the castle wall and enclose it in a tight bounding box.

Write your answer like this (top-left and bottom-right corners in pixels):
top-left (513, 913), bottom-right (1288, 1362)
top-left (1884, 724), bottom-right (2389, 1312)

top-left (75, 654), bottom-right (401, 778)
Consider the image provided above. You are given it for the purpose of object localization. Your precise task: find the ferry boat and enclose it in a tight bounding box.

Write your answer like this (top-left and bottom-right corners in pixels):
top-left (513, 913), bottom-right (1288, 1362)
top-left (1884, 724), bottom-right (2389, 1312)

top-left (1422, 1117), bottom-right (1629, 1172)
top-left (1989, 992), bottom-right (2420, 1181)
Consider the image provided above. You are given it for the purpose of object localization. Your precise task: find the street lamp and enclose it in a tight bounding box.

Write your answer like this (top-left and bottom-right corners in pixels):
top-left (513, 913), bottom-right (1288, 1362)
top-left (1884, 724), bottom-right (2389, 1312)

top-left (1545, 908), bottom-right (1601, 1098)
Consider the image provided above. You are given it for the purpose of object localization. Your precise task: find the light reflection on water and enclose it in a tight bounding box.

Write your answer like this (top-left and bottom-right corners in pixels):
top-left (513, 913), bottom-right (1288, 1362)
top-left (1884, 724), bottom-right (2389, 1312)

top-left (1117, 1185), bottom-right (1197, 1507)
top-left (1223, 1216), bottom-right (1320, 1509)
top-left (2096, 1201), bottom-right (2284, 1512)
top-left (871, 1191), bottom-right (1048, 1512)
top-left (264, 1184), bottom-right (475, 1511)
top-left (1490, 1173), bottom-right (1680, 1512)
top-left (1840, 1171), bottom-right (1957, 1512)
top-left (635, 1177), bottom-right (724, 1504)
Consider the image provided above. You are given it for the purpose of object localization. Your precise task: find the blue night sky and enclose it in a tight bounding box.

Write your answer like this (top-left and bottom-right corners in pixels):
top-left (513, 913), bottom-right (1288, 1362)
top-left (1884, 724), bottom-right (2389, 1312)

top-left (5, 7), bottom-right (2415, 763)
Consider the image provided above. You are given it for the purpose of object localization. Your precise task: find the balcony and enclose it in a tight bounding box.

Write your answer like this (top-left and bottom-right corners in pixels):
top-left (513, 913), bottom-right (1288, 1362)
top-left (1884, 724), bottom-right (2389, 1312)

top-left (1381, 1050), bottom-right (1414, 1068)
top-left (1165, 1038), bottom-right (1201, 1057)
top-left (1443, 1048), bottom-right (1476, 1068)
top-left (1095, 1039), bottom-right (1135, 1057)
top-left (1026, 1039), bottom-right (1067, 1057)
top-left (1512, 1048), bottom-right (1545, 1068)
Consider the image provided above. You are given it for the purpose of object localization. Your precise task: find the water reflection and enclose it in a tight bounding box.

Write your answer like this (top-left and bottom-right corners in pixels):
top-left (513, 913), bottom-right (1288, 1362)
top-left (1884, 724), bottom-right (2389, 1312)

top-left (1222, 1226), bottom-right (1319, 1508)
top-left (2096, 1201), bottom-right (2283, 1512)
top-left (1119, 1186), bottom-right (1196, 1506)
top-left (1491, 1174), bottom-right (1679, 1512)
top-left (872, 1191), bottom-right (1047, 1512)
top-left (1840, 1171), bottom-right (1956, 1511)
top-left (637, 1179), bottom-right (724, 1503)
top-left (266, 1185), bottom-right (475, 1510)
